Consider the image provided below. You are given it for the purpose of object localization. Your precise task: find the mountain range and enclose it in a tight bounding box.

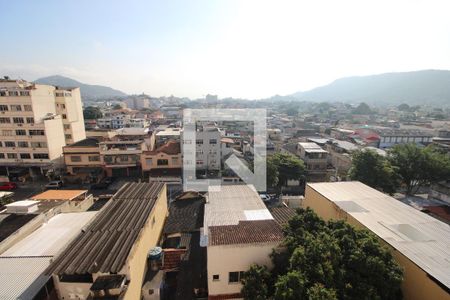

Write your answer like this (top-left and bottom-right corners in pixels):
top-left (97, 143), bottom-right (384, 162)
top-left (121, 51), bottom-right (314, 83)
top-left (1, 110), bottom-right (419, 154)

top-left (35, 70), bottom-right (450, 106)
top-left (291, 70), bottom-right (450, 106)
top-left (35, 75), bottom-right (127, 100)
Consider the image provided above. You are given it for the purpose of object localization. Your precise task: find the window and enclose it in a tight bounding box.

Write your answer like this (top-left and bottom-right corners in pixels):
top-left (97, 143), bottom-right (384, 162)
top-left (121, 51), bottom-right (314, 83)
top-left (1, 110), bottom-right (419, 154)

top-left (0, 117), bottom-right (10, 123)
top-left (10, 105), bottom-right (22, 111)
top-left (146, 158), bottom-right (153, 166)
top-left (88, 155), bottom-right (100, 162)
top-left (9, 91), bottom-right (19, 97)
top-left (20, 153), bottom-right (31, 159)
top-left (0, 105), bottom-right (8, 111)
top-left (24, 104), bottom-right (32, 111)
top-left (16, 129), bottom-right (26, 136)
top-left (196, 139), bottom-right (203, 145)
top-left (228, 272), bottom-right (245, 283)
top-left (20, 91), bottom-right (30, 96)
top-left (13, 117), bottom-right (24, 124)
top-left (157, 159), bottom-right (168, 166)
top-left (29, 130), bottom-right (45, 136)
top-left (213, 275), bottom-right (220, 281)
top-left (209, 139), bottom-right (217, 144)
top-left (62, 114), bottom-right (67, 119)
top-left (2, 130), bottom-right (13, 136)
top-left (119, 155), bottom-right (128, 162)
top-left (0, 91), bottom-right (6, 97)
top-left (26, 117), bottom-right (34, 123)
top-left (172, 157), bottom-right (179, 164)
top-left (0, 153), bottom-right (4, 159)
top-left (184, 139), bottom-right (192, 144)
top-left (5, 141), bottom-right (15, 147)
top-left (62, 104), bottom-right (66, 108)
top-left (34, 153), bottom-right (49, 159)
top-left (70, 156), bottom-right (82, 162)
top-left (7, 153), bottom-right (17, 159)
top-left (31, 141), bottom-right (47, 148)
top-left (18, 141), bottom-right (28, 147)
top-left (104, 156), bottom-right (113, 163)
top-left (65, 134), bottom-right (72, 139)
top-left (64, 124), bottom-right (70, 129)
top-left (55, 92), bottom-right (64, 97)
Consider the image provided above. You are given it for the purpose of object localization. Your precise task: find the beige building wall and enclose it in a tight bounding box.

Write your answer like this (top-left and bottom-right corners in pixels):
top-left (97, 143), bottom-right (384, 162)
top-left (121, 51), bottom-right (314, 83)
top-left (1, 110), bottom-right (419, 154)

top-left (56, 87), bottom-right (86, 144)
top-left (63, 145), bottom-right (101, 175)
top-left (304, 185), bottom-right (450, 300)
top-left (44, 117), bottom-right (66, 161)
top-left (207, 242), bottom-right (278, 297)
top-left (141, 152), bottom-right (182, 171)
top-left (122, 184), bottom-right (168, 300)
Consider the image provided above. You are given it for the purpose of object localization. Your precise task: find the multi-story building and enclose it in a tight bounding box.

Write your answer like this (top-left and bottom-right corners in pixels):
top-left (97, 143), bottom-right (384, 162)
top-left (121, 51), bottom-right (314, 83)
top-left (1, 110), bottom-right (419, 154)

top-left (141, 140), bottom-right (182, 179)
top-left (99, 140), bottom-right (147, 177)
top-left (304, 182), bottom-right (450, 300)
top-left (63, 138), bottom-right (103, 180)
top-left (0, 78), bottom-right (85, 177)
top-left (124, 96), bottom-right (150, 110)
top-left (193, 125), bottom-right (222, 172)
top-left (297, 142), bottom-right (328, 182)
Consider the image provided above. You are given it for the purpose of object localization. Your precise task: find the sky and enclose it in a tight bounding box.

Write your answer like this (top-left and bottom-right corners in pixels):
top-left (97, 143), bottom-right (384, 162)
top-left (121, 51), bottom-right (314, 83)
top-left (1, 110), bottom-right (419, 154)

top-left (1, 0), bottom-right (450, 99)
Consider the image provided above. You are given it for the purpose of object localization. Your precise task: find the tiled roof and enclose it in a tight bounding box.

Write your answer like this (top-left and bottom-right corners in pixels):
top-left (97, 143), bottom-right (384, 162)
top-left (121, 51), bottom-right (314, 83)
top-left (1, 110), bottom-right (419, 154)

top-left (209, 220), bottom-right (283, 246)
top-left (163, 199), bottom-right (204, 234)
top-left (31, 190), bottom-right (87, 201)
top-left (269, 206), bottom-right (296, 226)
top-left (45, 182), bottom-right (164, 275)
top-left (162, 249), bottom-right (187, 270)
top-left (145, 140), bottom-right (181, 155)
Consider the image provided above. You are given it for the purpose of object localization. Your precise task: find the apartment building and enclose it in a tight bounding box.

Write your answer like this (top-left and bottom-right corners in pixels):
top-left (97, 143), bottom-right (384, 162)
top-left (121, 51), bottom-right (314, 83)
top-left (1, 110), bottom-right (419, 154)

top-left (297, 142), bottom-right (328, 182)
top-left (141, 140), bottom-right (182, 179)
top-left (46, 182), bottom-right (168, 300)
top-left (0, 77), bottom-right (85, 177)
top-left (63, 138), bottom-right (103, 180)
top-left (304, 182), bottom-right (450, 300)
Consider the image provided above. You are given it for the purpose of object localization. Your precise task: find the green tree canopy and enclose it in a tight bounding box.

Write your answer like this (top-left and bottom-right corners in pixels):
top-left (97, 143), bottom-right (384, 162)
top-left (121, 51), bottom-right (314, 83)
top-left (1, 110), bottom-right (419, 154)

top-left (267, 152), bottom-right (305, 189)
top-left (348, 150), bottom-right (398, 194)
top-left (83, 106), bottom-right (103, 119)
top-left (352, 102), bottom-right (372, 114)
top-left (388, 143), bottom-right (450, 194)
top-left (241, 265), bottom-right (271, 300)
top-left (242, 208), bottom-right (403, 300)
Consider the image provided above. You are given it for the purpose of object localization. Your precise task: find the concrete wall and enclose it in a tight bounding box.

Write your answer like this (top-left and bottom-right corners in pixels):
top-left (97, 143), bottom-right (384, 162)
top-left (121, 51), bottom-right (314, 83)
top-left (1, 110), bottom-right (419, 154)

top-left (304, 185), bottom-right (450, 300)
top-left (44, 117), bottom-right (66, 161)
top-left (122, 185), bottom-right (168, 300)
top-left (207, 242), bottom-right (278, 297)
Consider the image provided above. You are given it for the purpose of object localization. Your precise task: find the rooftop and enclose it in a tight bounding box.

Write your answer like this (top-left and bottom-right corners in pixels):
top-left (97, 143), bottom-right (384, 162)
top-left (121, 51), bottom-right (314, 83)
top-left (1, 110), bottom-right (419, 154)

top-left (307, 181), bottom-right (450, 289)
top-left (31, 190), bottom-right (87, 201)
top-left (1, 212), bottom-right (97, 257)
top-left (66, 138), bottom-right (99, 148)
top-left (163, 198), bottom-right (204, 235)
top-left (45, 182), bottom-right (165, 275)
top-left (269, 206), bottom-right (297, 226)
top-left (0, 213), bottom-right (37, 243)
top-left (298, 142), bottom-right (328, 153)
top-left (144, 141), bottom-right (180, 156)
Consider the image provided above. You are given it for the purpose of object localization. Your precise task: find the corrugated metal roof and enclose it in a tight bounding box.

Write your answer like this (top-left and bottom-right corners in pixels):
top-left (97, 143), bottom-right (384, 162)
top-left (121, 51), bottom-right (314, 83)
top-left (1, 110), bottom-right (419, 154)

top-left (0, 256), bottom-right (52, 300)
top-left (45, 182), bottom-right (164, 275)
top-left (1, 212), bottom-right (97, 257)
top-left (307, 181), bottom-right (450, 289)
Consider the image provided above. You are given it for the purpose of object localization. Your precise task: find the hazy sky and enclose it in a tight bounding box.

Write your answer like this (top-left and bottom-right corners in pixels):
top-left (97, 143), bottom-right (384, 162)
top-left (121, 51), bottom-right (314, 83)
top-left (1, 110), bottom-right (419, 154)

top-left (1, 0), bottom-right (450, 99)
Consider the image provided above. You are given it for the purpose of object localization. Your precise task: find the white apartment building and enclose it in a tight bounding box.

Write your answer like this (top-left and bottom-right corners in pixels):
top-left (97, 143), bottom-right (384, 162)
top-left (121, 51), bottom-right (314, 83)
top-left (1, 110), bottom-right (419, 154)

top-left (0, 77), bottom-right (85, 176)
top-left (192, 125), bottom-right (222, 171)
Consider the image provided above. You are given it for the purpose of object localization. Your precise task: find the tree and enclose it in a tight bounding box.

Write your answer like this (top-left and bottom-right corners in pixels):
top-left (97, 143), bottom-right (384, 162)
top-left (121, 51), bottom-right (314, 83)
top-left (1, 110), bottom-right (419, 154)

top-left (352, 102), bottom-right (372, 114)
top-left (389, 143), bottom-right (450, 194)
top-left (241, 265), bottom-right (271, 300)
top-left (83, 106), bottom-right (103, 119)
top-left (268, 153), bottom-right (305, 190)
top-left (241, 208), bottom-right (403, 300)
top-left (267, 158), bottom-right (279, 188)
top-left (397, 103), bottom-right (410, 111)
top-left (348, 150), bottom-right (398, 194)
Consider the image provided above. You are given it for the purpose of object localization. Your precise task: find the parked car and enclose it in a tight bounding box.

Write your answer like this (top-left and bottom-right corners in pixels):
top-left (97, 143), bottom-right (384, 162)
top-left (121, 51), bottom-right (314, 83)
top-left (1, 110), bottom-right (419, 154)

top-left (0, 182), bottom-right (17, 191)
top-left (45, 180), bottom-right (63, 189)
top-left (259, 193), bottom-right (271, 203)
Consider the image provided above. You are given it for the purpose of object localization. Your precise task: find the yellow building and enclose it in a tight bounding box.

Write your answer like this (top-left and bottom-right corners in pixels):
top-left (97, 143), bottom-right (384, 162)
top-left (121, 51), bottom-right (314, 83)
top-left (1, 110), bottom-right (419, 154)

top-left (304, 181), bottom-right (450, 300)
top-left (141, 140), bottom-right (182, 179)
top-left (0, 77), bottom-right (85, 176)
top-left (46, 182), bottom-right (168, 300)
top-left (63, 138), bottom-right (103, 179)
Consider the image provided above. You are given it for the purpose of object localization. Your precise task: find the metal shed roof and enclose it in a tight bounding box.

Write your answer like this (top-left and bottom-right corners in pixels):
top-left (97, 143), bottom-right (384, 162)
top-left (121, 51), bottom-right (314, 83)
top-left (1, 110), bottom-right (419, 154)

top-left (307, 181), bottom-right (450, 289)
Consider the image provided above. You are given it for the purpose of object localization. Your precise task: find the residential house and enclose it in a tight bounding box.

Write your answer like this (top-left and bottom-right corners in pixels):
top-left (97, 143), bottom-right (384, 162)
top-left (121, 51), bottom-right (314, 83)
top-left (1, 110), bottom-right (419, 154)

top-left (297, 142), bottom-right (329, 182)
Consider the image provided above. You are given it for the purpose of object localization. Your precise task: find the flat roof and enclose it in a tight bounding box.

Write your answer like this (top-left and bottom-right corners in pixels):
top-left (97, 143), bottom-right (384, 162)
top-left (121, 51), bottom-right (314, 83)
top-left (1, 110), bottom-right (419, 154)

top-left (307, 181), bottom-right (450, 289)
top-left (0, 256), bottom-right (52, 300)
top-left (5, 200), bottom-right (39, 207)
top-left (298, 142), bottom-right (328, 153)
top-left (31, 190), bottom-right (87, 201)
top-left (1, 212), bottom-right (97, 257)
top-left (45, 182), bottom-right (165, 275)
